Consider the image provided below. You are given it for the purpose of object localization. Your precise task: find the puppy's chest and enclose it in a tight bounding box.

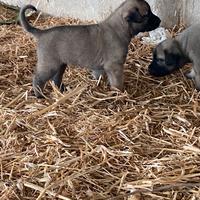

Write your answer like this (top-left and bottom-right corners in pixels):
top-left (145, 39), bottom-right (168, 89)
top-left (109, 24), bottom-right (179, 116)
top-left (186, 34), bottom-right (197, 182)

top-left (63, 47), bottom-right (103, 69)
top-left (60, 41), bottom-right (104, 69)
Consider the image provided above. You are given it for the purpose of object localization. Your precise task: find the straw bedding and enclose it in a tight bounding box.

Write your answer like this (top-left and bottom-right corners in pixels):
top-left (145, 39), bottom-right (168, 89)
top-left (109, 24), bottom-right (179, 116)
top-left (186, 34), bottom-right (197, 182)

top-left (0, 5), bottom-right (200, 200)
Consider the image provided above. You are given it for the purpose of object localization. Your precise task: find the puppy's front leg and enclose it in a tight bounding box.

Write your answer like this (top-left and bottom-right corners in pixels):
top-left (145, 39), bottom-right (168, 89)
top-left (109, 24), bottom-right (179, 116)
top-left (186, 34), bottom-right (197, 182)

top-left (194, 74), bottom-right (200, 91)
top-left (192, 62), bottom-right (200, 91)
top-left (91, 69), bottom-right (105, 80)
top-left (104, 63), bottom-right (124, 91)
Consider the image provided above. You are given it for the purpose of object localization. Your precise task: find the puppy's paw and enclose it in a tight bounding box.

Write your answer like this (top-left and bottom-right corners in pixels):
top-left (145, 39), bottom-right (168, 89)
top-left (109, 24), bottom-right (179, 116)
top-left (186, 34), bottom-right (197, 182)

top-left (33, 87), bottom-right (46, 99)
top-left (91, 69), bottom-right (104, 80)
top-left (110, 85), bottom-right (124, 93)
top-left (185, 69), bottom-right (195, 80)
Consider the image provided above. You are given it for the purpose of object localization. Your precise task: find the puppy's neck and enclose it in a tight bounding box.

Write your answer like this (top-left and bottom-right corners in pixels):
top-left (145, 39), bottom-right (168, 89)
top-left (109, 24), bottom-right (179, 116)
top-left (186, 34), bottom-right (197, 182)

top-left (103, 14), bottom-right (132, 45)
top-left (176, 36), bottom-right (192, 64)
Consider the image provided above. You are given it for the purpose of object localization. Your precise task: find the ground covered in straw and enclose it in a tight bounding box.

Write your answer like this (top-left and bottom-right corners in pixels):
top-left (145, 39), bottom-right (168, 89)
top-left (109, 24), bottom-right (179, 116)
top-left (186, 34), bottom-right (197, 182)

top-left (1, 5), bottom-right (200, 200)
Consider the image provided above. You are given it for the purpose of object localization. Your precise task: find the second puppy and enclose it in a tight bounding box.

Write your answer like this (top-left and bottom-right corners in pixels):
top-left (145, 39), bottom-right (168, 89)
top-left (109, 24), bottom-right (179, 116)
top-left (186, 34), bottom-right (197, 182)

top-left (149, 24), bottom-right (200, 90)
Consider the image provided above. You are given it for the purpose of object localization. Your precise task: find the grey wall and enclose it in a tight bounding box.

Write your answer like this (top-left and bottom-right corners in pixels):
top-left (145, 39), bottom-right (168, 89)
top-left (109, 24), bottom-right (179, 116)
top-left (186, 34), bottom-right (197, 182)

top-left (146, 0), bottom-right (182, 28)
top-left (1, 0), bottom-right (124, 21)
top-left (183, 0), bottom-right (200, 26)
top-left (1, 0), bottom-right (200, 27)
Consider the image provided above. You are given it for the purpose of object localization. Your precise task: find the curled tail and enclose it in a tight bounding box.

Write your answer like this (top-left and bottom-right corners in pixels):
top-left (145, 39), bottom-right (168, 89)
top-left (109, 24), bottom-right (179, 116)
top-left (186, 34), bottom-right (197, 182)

top-left (19, 5), bottom-right (41, 36)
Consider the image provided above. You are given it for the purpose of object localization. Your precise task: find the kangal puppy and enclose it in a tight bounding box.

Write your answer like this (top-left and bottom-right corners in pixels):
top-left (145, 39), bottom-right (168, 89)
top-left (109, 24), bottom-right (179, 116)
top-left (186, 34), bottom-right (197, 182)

top-left (20, 0), bottom-right (161, 98)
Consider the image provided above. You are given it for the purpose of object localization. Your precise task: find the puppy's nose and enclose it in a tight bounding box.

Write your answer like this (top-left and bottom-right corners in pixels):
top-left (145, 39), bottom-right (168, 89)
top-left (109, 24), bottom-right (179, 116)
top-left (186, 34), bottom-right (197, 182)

top-left (151, 15), bottom-right (161, 27)
top-left (155, 16), bottom-right (161, 26)
top-left (148, 63), bottom-right (155, 75)
top-left (148, 63), bottom-right (170, 77)
top-left (146, 14), bottom-right (161, 31)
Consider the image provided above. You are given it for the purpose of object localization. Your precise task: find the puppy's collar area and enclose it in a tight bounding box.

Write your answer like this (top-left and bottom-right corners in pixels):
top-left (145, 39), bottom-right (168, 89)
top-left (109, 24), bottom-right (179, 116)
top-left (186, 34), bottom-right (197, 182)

top-left (103, 17), bottom-right (132, 45)
top-left (175, 39), bottom-right (191, 64)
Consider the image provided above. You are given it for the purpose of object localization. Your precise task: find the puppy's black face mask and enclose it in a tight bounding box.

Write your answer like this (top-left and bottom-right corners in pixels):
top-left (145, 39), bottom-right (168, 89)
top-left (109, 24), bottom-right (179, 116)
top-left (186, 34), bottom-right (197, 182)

top-left (144, 12), bottom-right (161, 32)
top-left (148, 50), bottom-right (182, 77)
top-left (124, 1), bottom-right (161, 35)
top-left (148, 40), bottom-right (187, 77)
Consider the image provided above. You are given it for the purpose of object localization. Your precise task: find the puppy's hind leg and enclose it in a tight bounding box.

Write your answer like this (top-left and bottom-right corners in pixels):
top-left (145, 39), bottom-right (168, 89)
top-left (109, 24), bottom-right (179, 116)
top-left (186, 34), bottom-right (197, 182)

top-left (51, 64), bottom-right (67, 93)
top-left (33, 64), bottom-right (59, 98)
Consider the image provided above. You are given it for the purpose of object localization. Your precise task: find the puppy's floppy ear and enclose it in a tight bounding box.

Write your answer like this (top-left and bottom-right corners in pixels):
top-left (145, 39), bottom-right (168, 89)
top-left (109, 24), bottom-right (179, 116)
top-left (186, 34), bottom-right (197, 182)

top-left (124, 7), bottom-right (148, 23)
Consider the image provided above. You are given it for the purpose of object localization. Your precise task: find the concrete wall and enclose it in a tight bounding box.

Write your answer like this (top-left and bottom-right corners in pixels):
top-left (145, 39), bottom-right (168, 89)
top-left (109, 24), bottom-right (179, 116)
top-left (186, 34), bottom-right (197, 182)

top-left (146, 0), bottom-right (182, 28)
top-left (183, 0), bottom-right (200, 26)
top-left (2, 0), bottom-right (124, 21)
top-left (1, 0), bottom-right (200, 27)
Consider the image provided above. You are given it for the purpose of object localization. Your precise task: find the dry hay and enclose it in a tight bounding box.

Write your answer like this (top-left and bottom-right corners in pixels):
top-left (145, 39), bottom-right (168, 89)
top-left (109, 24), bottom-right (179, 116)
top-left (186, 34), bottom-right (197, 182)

top-left (1, 5), bottom-right (200, 200)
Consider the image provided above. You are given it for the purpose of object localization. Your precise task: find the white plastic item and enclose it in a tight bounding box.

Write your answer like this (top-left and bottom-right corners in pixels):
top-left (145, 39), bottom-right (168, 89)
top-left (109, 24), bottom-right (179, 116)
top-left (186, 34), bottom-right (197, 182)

top-left (142, 27), bottom-right (171, 45)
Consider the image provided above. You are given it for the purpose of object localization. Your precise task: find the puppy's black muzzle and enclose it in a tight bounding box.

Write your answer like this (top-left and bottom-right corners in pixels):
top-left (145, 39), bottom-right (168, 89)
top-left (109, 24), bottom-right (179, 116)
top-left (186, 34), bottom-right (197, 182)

top-left (148, 61), bottom-right (171, 77)
top-left (145, 14), bottom-right (161, 32)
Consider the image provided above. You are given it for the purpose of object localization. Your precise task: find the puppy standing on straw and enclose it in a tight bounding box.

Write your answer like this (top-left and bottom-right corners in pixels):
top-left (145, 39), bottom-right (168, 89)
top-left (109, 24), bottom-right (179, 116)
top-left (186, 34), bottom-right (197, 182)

top-left (20, 0), bottom-right (160, 98)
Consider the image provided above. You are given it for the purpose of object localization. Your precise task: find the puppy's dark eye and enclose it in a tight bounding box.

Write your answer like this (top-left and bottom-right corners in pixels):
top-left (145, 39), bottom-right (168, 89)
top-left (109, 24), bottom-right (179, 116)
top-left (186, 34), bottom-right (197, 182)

top-left (136, 7), bottom-right (149, 17)
top-left (143, 11), bottom-right (149, 18)
top-left (135, 7), bottom-right (139, 12)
